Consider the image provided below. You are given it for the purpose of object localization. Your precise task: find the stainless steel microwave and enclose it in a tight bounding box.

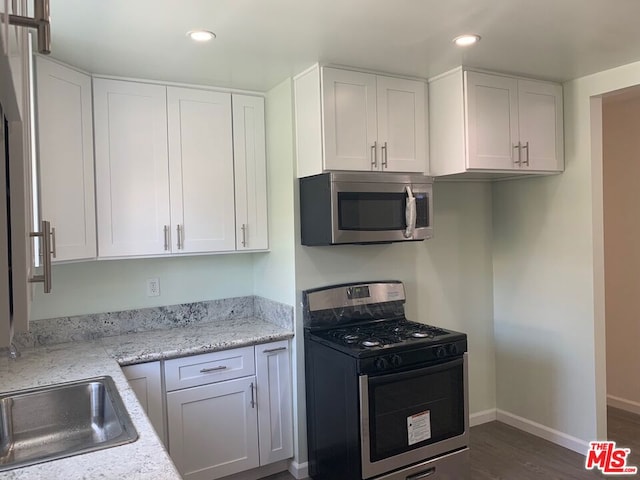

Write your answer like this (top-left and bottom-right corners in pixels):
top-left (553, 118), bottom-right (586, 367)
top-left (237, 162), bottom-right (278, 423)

top-left (299, 172), bottom-right (433, 246)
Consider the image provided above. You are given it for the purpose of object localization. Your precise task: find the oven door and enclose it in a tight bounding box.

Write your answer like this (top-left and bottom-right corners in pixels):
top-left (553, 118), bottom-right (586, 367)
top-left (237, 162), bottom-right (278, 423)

top-left (331, 178), bottom-right (432, 244)
top-left (359, 354), bottom-right (469, 479)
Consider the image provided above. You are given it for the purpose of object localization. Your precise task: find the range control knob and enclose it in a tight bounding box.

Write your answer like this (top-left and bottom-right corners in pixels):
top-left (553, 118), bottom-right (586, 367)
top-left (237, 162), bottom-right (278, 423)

top-left (390, 354), bottom-right (403, 367)
top-left (448, 343), bottom-right (459, 355)
top-left (435, 346), bottom-right (447, 359)
top-left (375, 357), bottom-right (389, 370)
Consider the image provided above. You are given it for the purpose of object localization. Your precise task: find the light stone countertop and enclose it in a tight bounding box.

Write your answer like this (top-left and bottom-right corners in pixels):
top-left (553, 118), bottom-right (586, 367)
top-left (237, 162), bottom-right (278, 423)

top-left (102, 315), bottom-right (294, 366)
top-left (0, 316), bottom-right (294, 479)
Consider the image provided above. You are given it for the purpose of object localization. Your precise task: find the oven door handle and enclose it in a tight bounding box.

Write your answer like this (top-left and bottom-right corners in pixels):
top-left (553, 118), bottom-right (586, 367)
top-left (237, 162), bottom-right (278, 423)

top-left (404, 186), bottom-right (417, 239)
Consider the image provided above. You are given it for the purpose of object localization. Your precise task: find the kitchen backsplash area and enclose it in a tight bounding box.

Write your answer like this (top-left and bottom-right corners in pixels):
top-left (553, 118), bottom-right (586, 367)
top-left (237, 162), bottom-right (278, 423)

top-left (13, 296), bottom-right (293, 349)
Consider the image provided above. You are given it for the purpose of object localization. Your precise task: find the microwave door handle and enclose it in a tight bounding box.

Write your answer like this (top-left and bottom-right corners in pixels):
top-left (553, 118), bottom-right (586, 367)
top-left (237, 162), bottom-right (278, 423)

top-left (404, 186), bottom-right (416, 238)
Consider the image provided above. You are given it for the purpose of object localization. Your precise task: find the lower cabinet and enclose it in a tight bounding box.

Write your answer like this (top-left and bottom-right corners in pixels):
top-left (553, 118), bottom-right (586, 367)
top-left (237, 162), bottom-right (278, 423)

top-left (255, 341), bottom-right (294, 465)
top-left (163, 341), bottom-right (293, 480)
top-left (121, 361), bottom-right (166, 446)
top-left (167, 376), bottom-right (260, 480)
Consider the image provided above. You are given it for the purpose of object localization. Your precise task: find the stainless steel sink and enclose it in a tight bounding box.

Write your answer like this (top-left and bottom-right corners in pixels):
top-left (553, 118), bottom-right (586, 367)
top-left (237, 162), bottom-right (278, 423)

top-left (0, 376), bottom-right (138, 471)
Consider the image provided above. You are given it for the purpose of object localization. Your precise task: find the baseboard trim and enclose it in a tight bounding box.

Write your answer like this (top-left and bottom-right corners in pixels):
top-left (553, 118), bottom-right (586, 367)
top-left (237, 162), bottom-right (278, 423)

top-left (496, 409), bottom-right (589, 456)
top-left (220, 460), bottom-right (289, 480)
top-left (289, 460), bottom-right (309, 479)
top-left (607, 394), bottom-right (640, 416)
top-left (470, 408), bottom-right (497, 427)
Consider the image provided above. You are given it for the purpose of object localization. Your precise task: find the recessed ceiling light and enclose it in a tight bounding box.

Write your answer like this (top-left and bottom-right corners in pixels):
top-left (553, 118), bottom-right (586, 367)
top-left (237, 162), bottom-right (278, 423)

top-left (453, 34), bottom-right (481, 47)
top-left (187, 30), bottom-right (216, 42)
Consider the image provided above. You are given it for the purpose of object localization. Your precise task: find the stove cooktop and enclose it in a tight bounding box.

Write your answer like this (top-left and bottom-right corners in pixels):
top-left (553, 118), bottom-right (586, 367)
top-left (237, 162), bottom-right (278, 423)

top-left (306, 318), bottom-right (466, 357)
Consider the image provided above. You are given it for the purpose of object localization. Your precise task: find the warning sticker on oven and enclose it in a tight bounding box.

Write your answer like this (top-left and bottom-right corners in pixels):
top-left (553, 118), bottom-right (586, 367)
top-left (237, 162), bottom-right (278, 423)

top-left (407, 410), bottom-right (431, 445)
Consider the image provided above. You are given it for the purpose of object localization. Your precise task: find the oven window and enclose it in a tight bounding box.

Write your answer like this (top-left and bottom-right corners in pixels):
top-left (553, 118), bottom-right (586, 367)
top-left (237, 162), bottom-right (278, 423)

top-left (338, 192), bottom-right (406, 231)
top-left (367, 359), bottom-right (464, 462)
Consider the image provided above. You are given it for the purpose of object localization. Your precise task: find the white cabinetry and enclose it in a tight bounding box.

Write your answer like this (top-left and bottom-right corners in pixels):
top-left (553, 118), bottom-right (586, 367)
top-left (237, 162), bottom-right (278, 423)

top-left (122, 361), bottom-right (166, 446)
top-left (233, 94), bottom-right (268, 251)
top-left (35, 57), bottom-right (96, 261)
top-left (255, 340), bottom-right (293, 465)
top-left (167, 376), bottom-right (259, 480)
top-left (167, 87), bottom-right (235, 253)
top-left (429, 67), bottom-right (563, 178)
top-left (1, 0), bottom-right (38, 345)
top-left (165, 342), bottom-right (292, 480)
top-left (93, 79), bottom-right (268, 258)
top-left (93, 78), bottom-right (170, 257)
top-left (295, 64), bottom-right (427, 177)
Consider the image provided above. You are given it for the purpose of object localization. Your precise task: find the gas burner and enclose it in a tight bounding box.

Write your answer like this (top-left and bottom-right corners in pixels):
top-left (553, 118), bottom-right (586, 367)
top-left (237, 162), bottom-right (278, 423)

top-left (315, 319), bottom-right (453, 351)
top-left (411, 331), bottom-right (430, 338)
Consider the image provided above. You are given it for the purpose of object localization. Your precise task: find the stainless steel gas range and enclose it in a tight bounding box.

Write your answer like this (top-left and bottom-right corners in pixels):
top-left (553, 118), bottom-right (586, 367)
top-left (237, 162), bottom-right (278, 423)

top-left (303, 281), bottom-right (469, 480)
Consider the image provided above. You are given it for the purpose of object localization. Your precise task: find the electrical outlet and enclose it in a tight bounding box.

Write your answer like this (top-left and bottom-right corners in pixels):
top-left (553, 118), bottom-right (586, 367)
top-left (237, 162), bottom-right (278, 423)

top-left (146, 278), bottom-right (160, 297)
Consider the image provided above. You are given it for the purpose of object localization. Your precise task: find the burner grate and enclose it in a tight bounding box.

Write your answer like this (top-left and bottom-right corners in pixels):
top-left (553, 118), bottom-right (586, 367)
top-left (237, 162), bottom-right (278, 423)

top-left (320, 320), bottom-right (449, 349)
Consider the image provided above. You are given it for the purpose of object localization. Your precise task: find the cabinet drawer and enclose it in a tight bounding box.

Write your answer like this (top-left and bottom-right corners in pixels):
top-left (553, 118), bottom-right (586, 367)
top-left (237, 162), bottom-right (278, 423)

top-left (165, 346), bottom-right (255, 391)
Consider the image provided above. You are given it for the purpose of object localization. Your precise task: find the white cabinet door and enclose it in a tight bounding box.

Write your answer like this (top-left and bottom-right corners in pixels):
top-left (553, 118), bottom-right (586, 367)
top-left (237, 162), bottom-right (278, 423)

top-left (376, 76), bottom-right (427, 173)
top-left (122, 362), bottom-right (166, 446)
top-left (167, 87), bottom-right (235, 254)
top-left (518, 80), bottom-right (564, 172)
top-left (322, 68), bottom-right (377, 171)
top-left (167, 376), bottom-right (259, 480)
top-left (255, 341), bottom-right (293, 465)
top-left (94, 79), bottom-right (170, 257)
top-left (465, 71), bottom-right (519, 170)
top-left (232, 94), bottom-right (268, 251)
top-left (35, 57), bottom-right (96, 262)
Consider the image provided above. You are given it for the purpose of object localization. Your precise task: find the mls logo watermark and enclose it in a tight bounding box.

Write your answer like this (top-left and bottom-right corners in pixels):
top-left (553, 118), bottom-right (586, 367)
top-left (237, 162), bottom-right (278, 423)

top-left (585, 441), bottom-right (638, 475)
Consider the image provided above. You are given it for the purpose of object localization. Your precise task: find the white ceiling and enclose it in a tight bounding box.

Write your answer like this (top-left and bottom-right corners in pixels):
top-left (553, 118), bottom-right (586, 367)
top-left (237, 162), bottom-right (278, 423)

top-left (48, 0), bottom-right (640, 92)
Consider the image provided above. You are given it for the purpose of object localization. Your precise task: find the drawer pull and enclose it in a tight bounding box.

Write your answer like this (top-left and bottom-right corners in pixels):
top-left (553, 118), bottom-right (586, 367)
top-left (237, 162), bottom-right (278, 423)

top-left (250, 382), bottom-right (255, 408)
top-left (262, 346), bottom-right (287, 354)
top-left (408, 467), bottom-right (435, 479)
top-left (199, 366), bottom-right (227, 373)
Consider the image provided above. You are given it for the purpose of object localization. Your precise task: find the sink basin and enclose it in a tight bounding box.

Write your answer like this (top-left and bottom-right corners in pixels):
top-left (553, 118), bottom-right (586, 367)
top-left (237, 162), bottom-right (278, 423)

top-left (0, 376), bottom-right (138, 471)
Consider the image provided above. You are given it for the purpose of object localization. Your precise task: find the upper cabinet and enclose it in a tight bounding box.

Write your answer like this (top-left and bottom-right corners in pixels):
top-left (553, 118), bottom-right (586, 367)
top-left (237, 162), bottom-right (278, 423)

top-left (294, 65), bottom-right (428, 177)
top-left (93, 79), bottom-right (171, 257)
top-left (429, 67), bottom-right (563, 178)
top-left (167, 87), bottom-right (236, 254)
top-left (93, 78), bottom-right (268, 258)
top-left (233, 95), bottom-right (268, 251)
top-left (35, 56), bottom-right (96, 262)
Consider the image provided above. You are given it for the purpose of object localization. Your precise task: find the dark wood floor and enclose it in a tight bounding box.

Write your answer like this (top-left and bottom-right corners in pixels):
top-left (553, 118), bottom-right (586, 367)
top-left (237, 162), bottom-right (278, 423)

top-left (262, 407), bottom-right (640, 479)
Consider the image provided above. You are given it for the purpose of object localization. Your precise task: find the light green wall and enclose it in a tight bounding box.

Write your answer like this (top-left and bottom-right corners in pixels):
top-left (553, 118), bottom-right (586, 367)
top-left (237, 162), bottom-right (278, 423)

top-left (31, 254), bottom-right (255, 319)
top-left (415, 182), bottom-right (496, 416)
top-left (253, 78), bottom-right (296, 306)
top-left (493, 58), bottom-right (640, 448)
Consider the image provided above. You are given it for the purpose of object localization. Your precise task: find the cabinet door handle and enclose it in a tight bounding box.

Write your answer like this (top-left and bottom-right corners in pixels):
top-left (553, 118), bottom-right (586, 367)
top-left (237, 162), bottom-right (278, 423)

top-left (8, 0), bottom-right (51, 54)
top-left (28, 220), bottom-right (52, 293)
top-left (200, 365), bottom-right (227, 373)
top-left (370, 141), bottom-right (378, 169)
top-left (522, 141), bottom-right (530, 166)
top-left (250, 382), bottom-right (256, 408)
top-left (177, 224), bottom-right (184, 250)
top-left (163, 225), bottom-right (169, 251)
top-left (381, 141), bottom-right (388, 168)
top-left (262, 346), bottom-right (287, 354)
top-left (50, 226), bottom-right (56, 259)
top-left (513, 142), bottom-right (522, 165)
top-left (241, 224), bottom-right (247, 247)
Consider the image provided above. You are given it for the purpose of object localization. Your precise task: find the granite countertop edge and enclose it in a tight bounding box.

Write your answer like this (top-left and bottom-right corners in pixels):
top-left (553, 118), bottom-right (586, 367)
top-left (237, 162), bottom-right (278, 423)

top-left (0, 316), bottom-right (294, 479)
top-left (114, 330), bottom-right (295, 366)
